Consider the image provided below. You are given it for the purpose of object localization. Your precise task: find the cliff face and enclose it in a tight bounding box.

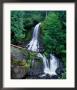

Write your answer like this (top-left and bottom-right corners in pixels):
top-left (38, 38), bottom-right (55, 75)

top-left (11, 45), bottom-right (29, 79)
top-left (11, 45), bottom-right (43, 79)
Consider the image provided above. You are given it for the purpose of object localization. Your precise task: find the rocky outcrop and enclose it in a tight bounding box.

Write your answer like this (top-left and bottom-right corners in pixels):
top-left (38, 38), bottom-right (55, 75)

top-left (11, 65), bottom-right (27, 79)
top-left (11, 45), bottom-right (30, 79)
top-left (11, 44), bottom-right (29, 61)
top-left (27, 59), bottom-right (44, 79)
top-left (11, 44), bottom-right (44, 79)
top-left (11, 44), bottom-right (64, 79)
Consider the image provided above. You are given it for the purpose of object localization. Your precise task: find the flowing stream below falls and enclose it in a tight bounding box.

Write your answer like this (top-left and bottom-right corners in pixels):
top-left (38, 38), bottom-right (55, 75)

top-left (26, 23), bottom-right (63, 78)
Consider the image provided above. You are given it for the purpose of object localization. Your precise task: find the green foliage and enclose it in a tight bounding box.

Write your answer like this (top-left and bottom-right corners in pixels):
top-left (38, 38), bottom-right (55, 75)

top-left (11, 11), bottom-right (66, 79)
top-left (29, 52), bottom-right (37, 60)
top-left (11, 11), bottom-right (46, 44)
top-left (58, 68), bottom-right (66, 79)
top-left (61, 71), bottom-right (66, 79)
top-left (41, 12), bottom-right (66, 67)
top-left (11, 11), bottom-right (25, 44)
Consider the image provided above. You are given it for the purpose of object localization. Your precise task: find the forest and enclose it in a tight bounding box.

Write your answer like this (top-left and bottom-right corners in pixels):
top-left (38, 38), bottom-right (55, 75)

top-left (11, 11), bottom-right (66, 79)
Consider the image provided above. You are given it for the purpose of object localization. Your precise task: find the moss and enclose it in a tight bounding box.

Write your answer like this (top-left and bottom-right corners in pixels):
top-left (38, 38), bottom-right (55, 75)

top-left (11, 59), bottom-right (30, 71)
top-left (20, 47), bottom-right (37, 61)
top-left (29, 51), bottom-right (37, 60)
top-left (20, 48), bottom-right (29, 59)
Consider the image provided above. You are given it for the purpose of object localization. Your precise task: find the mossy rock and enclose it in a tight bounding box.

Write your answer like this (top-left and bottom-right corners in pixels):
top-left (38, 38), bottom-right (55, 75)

top-left (11, 59), bottom-right (30, 79)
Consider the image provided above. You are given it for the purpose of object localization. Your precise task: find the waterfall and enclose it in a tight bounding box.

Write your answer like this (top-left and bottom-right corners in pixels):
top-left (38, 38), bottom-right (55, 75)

top-left (26, 23), bottom-right (41, 52)
top-left (37, 53), bottom-right (58, 76)
top-left (50, 54), bottom-right (58, 75)
top-left (27, 23), bottom-right (59, 76)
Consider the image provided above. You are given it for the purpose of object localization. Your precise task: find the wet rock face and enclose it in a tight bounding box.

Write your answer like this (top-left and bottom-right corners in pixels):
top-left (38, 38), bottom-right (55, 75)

top-left (26, 58), bottom-right (64, 79)
top-left (56, 59), bottom-right (64, 77)
top-left (39, 74), bottom-right (58, 79)
top-left (27, 59), bottom-right (44, 79)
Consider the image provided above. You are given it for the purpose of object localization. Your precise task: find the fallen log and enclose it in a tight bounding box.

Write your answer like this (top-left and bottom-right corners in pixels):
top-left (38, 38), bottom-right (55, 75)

top-left (11, 44), bottom-right (26, 49)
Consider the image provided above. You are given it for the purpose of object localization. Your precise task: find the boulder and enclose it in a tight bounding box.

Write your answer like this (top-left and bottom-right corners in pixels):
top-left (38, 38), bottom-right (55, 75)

top-left (11, 45), bottom-right (29, 79)
top-left (11, 65), bottom-right (27, 79)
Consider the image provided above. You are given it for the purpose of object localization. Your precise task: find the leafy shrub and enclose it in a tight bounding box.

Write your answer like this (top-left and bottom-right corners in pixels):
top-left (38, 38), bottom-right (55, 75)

top-left (11, 11), bottom-right (45, 45)
top-left (41, 12), bottom-right (66, 67)
top-left (11, 11), bottom-right (25, 44)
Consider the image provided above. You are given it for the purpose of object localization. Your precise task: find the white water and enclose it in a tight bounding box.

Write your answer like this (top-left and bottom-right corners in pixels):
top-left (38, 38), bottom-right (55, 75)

top-left (37, 53), bottom-right (58, 76)
top-left (27, 23), bottom-right (58, 76)
top-left (27, 23), bottom-right (41, 52)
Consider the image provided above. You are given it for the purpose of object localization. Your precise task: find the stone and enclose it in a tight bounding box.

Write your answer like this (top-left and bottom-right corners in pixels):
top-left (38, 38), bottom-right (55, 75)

top-left (11, 65), bottom-right (27, 79)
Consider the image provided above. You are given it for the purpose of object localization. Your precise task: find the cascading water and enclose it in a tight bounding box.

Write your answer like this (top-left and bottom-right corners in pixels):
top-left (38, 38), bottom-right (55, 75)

top-left (50, 54), bottom-right (58, 75)
top-left (37, 53), bottom-right (58, 76)
top-left (27, 23), bottom-right (59, 77)
top-left (26, 23), bottom-right (41, 52)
